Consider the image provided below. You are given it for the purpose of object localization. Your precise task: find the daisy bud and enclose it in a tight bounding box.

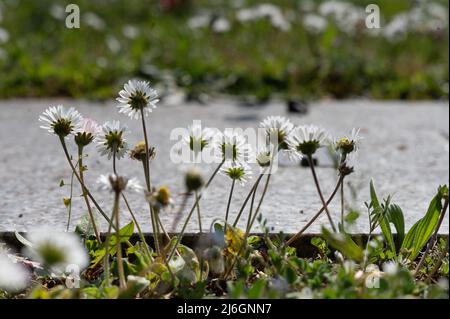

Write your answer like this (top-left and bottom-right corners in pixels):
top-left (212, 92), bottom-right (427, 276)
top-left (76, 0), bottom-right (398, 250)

top-left (185, 169), bottom-right (204, 192)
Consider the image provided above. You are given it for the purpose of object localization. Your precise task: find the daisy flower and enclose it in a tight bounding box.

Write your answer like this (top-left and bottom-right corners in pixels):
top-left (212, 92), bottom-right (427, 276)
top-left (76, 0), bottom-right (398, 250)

top-left (215, 131), bottom-right (252, 163)
top-left (96, 121), bottom-right (129, 160)
top-left (220, 161), bottom-right (253, 186)
top-left (116, 80), bottom-right (159, 119)
top-left (74, 118), bottom-right (101, 146)
top-left (23, 228), bottom-right (89, 274)
top-left (130, 140), bottom-right (156, 162)
top-left (287, 125), bottom-right (330, 159)
top-left (97, 174), bottom-right (143, 193)
top-left (334, 128), bottom-right (363, 155)
top-left (0, 252), bottom-right (29, 292)
top-left (260, 116), bottom-right (294, 150)
top-left (146, 186), bottom-right (174, 213)
top-left (184, 122), bottom-right (214, 154)
top-left (39, 105), bottom-right (82, 137)
top-left (255, 146), bottom-right (274, 168)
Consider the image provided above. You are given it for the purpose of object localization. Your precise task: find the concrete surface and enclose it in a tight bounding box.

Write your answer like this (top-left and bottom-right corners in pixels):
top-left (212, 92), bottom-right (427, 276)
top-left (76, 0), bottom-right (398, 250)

top-left (0, 98), bottom-right (448, 234)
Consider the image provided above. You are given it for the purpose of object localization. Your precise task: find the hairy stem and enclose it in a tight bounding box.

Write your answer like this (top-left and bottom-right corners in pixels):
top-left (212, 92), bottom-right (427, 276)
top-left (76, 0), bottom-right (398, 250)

top-left (59, 137), bottom-right (113, 228)
top-left (308, 155), bottom-right (337, 232)
top-left (286, 176), bottom-right (344, 246)
top-left (224, 179), bottom-right (236, 233)
top-left (167, 160), bottom-right (224, 261)
top-left (78, 145), bottom-right (102, 243)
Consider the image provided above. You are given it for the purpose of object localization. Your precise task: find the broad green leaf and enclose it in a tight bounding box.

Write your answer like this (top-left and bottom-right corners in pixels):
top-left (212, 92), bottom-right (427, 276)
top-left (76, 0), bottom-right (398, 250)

top-left (247, 278), bottom-right (267, 299)
top-left (401, 195), bottom-right (442, 260)
top-left (386, 204), bottom-right (405, 248)
top-left (321, 227), bottom-right (364, 262)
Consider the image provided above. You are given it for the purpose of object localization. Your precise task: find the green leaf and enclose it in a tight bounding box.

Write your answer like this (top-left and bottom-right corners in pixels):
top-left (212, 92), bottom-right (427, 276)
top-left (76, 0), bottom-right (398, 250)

top-left (247, 278), bottom-right (266, 299)
top-left (386, 204), bottom-right (405, 248)
top-left (369, 181), bottom-right (396, 254)
top-left (321, 227), bottom-right (364, 262)
top-left (401, 195), bottom-right (442, 260)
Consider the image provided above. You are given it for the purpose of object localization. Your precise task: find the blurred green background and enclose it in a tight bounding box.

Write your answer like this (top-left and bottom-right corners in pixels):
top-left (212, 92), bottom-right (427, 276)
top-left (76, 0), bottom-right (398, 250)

top-left (0, 0), bottom-right (448, 100)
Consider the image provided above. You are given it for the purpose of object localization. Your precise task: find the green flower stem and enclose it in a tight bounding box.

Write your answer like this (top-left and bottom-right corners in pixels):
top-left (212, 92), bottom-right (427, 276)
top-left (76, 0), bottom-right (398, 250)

top-left (232, 174), bottom-right (264, 228)
top-left (195, 191), bottom-right (203, 233)
top-left (286, 176), bottom-right (344, 246)
top-left (340, 182), bottom-right (345, 232)
top-left (307, 154), bottom-right (337, 232)
top-left (66, 169), bottom-right (75, 232)
top-left (415, 196), bottom-right (449, 275)
top-left (114, 192), bottom-right (127, 290)
top-left (78, 145), bottom-right (102, 243)
top-left (122, 193), bottom-right (152, 258)
top-left (224, 179), bottom-right (236, 233)
top-left (171, 193), bottom-right (189, 232)
top-left (223, 167), bottom-right (272, 281)
top-left (140, 109), bottom-right (162, 256)
top-left (245, 179), bottom-right (259, 233)
top-left (167, 160), bottom-right (225, 261)
top-left (59, 136), bottom-right (113, 228)
top-left (103, 203), bottom-right (116, 285)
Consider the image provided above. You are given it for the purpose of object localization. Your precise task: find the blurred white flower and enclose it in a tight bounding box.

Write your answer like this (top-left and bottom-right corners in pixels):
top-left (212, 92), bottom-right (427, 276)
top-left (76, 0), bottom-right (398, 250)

top-left (39, 105), bottom-right (82, 137)
top-left (0, 252), bottom-right (29, 292)
top-left (302, 14), bottom-right (328, 33)
top-left (212, 17), bottom-right (231, 33)
top-left (383, 261), bottom-right (399, 275)
top-left (24, 229), bottom-right (89, 274)
top-left (97, 174), bottom-right (143, 193)
top-left (96, 121), bottom-right (129, 159)
top-left (83, 12), bottom-right (105, 30)
top-left (236, 4), bottom-right (290, 31)
top-left (122, 25), bottom-right (139, 39)
top-left (0, 27), bottom-right (9, 43)
top-left (117, 80), bottom-right (159, 119)
top-left (188, 14), bottom-right (211, 29)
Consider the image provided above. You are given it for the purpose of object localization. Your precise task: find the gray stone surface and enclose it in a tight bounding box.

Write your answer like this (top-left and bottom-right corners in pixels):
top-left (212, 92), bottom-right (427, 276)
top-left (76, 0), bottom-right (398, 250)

top-left (0, 98), bottom-right (448, 234)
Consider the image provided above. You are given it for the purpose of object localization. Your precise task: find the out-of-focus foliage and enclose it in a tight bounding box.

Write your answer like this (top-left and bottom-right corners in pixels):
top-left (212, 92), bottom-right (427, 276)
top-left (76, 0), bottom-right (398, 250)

top-left (0, 0), bottom-right (448, 99)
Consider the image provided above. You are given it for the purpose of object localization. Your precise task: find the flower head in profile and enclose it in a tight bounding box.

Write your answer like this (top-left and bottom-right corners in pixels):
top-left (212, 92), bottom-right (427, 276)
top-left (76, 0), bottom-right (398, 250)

top-left (215, 131), bottom-right (252, 163)
top-left (287, 125), bottom-right (330, 158)
top-left (184, 122), bottom-right (214, 154)
top-left (39, 105), bottom-right (82, 137)
top-left (335, 128), bottom-right (363, 155)
top-left (0, 252), bottom-right (29, 292)
top-left (116, 80), bottom-right (159, 119)
top-left (255, 146), bottom-right (275, 171)
top-left (185, 169), bottom-right (204, 192)
top-left (74, 118), bottom-right (101, 146)
top-left (220, 161), bottom-right (252, 185)
top-left (97, 174), bottom-right (142, 194)
top-left (23, 229), bottom-right (89, 274)
top-left (96, 121), bottom-right (129, 159)
top-left (130, 141), bottom-right (156, 162)
top-left (146, 186), bottom-right (174, 212)
top-left (260, 116), bottom-right (294, 150)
